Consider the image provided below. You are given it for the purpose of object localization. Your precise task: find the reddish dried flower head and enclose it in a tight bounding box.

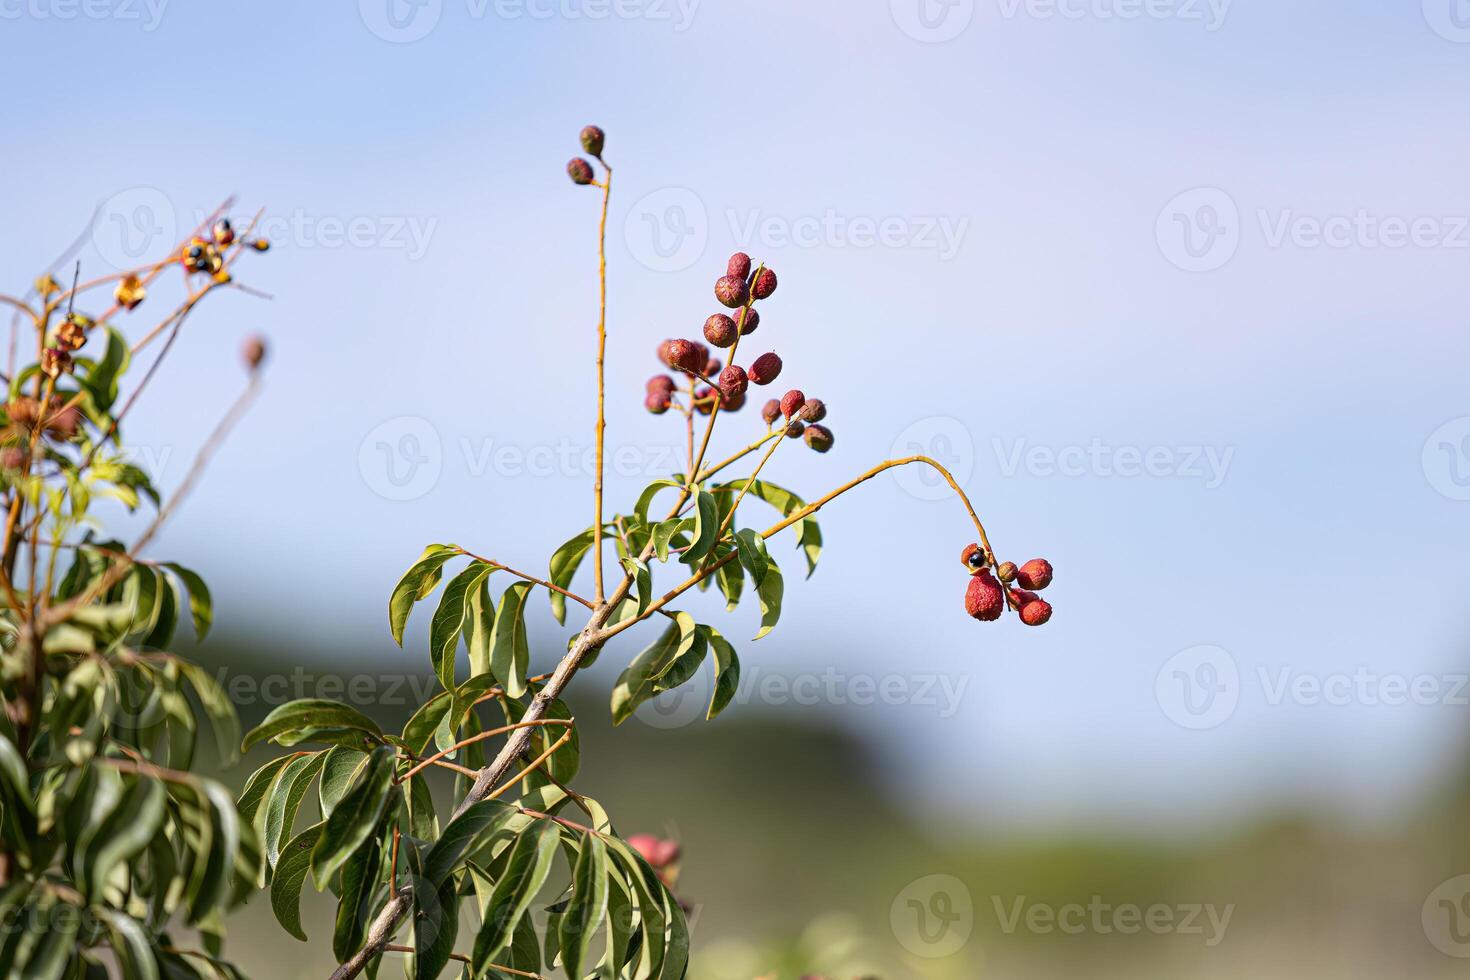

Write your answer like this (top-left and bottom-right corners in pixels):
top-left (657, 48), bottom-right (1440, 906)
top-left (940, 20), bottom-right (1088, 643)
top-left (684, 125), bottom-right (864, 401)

top-left (1019, 598), bottom-right (1053, 626)
top-left (799, 398), bottom-right (826, 423)
top-left (113, 274), bottom-right (146, 310)
top-left (761, 398), bottom-right (781, 424)
top-left (780, 389), bottom-right (805, 419)
top-left (7, 398), bottom-right (40, 428)
top-left (965, 569), bottom-right (1004, 622)
top-left (1016, 558), bottom-right (1053, 591)
top-left (748, 352), bottom-right (782, 385)
top-left (55, 317), bottom-right (87, 352)
top-left (45, 403), bottom-right (81, 440)
top-left (727, 252), bottom-right (752, 280)
top-left (997, 561), bottom-right (1018, 583)
top-left (644, 391), bottom-right (672, 415)
top-left (714, 275), bottom-right (750, 310)
top-left (732, 307), bottom-right (760, 335)
top-left (241, 335), bottom-right (267, 372)
top-left (703, 314), bottom-right (738, 349)
top-left (718, 364), bottom-right (748, 397)
top-left (803, 424), bottom-right (834, 453)
top-left (567, 158), bottom-right (595, 185)
top-left (751, 267), bottom-right (778, 300)
top-left (579, 125), bottom-right (605, 157)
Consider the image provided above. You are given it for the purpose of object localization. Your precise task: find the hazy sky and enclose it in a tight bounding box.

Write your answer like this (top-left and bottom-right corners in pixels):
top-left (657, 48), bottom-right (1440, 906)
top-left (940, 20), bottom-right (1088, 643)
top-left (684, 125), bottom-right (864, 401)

top-left (2, 0), bottom-right (1468, 833)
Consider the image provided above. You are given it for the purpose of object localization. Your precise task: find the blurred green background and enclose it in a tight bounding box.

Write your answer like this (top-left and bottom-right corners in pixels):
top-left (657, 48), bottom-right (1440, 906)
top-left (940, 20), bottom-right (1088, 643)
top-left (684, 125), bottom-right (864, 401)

top-left (186, 633), bottom-right (1470, 979)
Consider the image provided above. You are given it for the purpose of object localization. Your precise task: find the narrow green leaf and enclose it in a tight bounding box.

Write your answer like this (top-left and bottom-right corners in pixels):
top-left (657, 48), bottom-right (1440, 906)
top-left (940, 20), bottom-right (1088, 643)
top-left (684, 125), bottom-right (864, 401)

top-left (429, 562), bottom-right (490, 692)
top-left (81, 777), bottom-right (166, 900)
top-left (620, 557), bottom-right (652, 616)
top-left (0, 734), bottom-right (32, 809)
top-left (467, 573), bottom-right (496, 678)
top-left (422, 798), bottom-right (516, 883)
top-left (679, 491), bottom-right (719, 565)
top-left (236, 756), bottom-right (292, 826)
top-left (609, 613), bottom-right (694, 725)
top-left (548, 528), bottom-right (595, 626)
top-left (318, 746), bottom-right (368, 819)
top-left (469, 821), bottom-right (560, 972)
top-left (389, 544), bottom-right (459, 645)
top-left (633, 478), bottom-right (683, 525)
top-left (489, 582), bottom-right (533, 698)
top-left (264, 752), bottom-right (325, 869)
top-left (706, 628), bottom-right (741, 720)
top-left (161, 562), bottom-right (213, 640)
top-left (242, 700), bottom-right (383, 752)
top-left (559, 835), bottom-right (609, 979)
top-left (99, 910), bottom-right (159, 980)
top-left (733, 528), bottom-right (769, 586)
top-left (754, 560), bottom-right (785, 640)
top-left (413, 875), bottom-right (459, 980)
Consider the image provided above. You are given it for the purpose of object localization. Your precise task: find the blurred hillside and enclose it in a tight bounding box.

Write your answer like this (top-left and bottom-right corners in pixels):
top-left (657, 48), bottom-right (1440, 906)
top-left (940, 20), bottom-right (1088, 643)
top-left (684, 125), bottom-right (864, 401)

top-left (177, 634), bottom-right (1470, 979)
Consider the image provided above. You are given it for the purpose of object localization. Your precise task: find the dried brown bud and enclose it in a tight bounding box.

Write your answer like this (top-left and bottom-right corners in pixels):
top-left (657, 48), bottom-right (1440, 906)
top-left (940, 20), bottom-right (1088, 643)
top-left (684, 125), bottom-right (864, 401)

top-left (41, 347), bottom-right (71, 378)
top-left (714, 275), bottom-right (749, 310)
top-left (55, 317), bottom-right (88, 352)
top-left (242, 335), bottom-right (267, 371)
top-left (45, 402), bottom-right (81, 440)
top-left (114, 274), bottom-right (146, 310)
top-left (748, 352), bottom-right (782, 386)
top-left (761, 399), bottom-right (781, 424)
top-left (34, 274), bottom-right (61, 298)
top-left (580, 125), bottom-right (605, 157)
top-left (803, 424), bottom-right (834, 453)
top-left (799, 398), bottom-right (826, 423)
top-left (6, 398), bottom-right (40, 428)
top-left (784, 421), bottom-right (806, 439)
top-left (703, 314), bottom-right (738, 349)
top-left (732, 307), bottom-right (760, 335)
top-left (567, 158), bottom-right (595, 185)
top-left (997, 561), bottom-right (1018, 583)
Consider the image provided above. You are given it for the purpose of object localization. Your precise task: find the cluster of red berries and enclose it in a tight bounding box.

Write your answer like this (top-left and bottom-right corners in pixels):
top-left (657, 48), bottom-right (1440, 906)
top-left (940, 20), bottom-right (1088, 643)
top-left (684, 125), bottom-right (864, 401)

top-left (645, 252), bottom-right (835, 453)
top-left (180, 218), bottom-right (269, 280)
top-left (567, 125), bottom-right (606, 185)
top-left (961, 545), bottom-right (1054, 626)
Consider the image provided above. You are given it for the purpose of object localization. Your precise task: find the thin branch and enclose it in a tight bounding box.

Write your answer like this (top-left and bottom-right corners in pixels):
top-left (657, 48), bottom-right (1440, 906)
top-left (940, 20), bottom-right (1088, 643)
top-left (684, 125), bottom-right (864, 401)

top-left (486, 727), bottom-right (574, 801)
top-left (381, 945), bottom-right (544, 978)
top-left (454, 548), bottom-right (595, 610)
top-left (396, 718), bottom-right (572, 784)
top-left (592, 163), bottom-right (613, 602)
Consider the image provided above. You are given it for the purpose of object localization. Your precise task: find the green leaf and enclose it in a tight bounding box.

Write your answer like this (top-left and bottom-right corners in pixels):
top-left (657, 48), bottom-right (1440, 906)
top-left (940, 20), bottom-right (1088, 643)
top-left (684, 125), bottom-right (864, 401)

top-left (754, 560), bottom-right (785, 640)
top-left (413, 875), bottom-right (459, 980)
top-left (422, 798), bottom-right (516, 883)
top-left (311, 746), bottom-right (395, 890)
top-left (467, 573), bottom-right (496, 678)
top-left (430, 562), bottom-right (490, 692)
top-left (720, 479), bottom-right (822, 577)
top-left (706, 627), bottom-right (741, 720)
top-left (679, 491), bottom-right (719, 565)
top-left (633, 478), bottom-right (684, 525)
top-left (99, 910), bottom-right (159, 980)
top-left (470, 821), bottom-right (560, 973)
top-left (610, 613), bottom-right (696, 726)
top-left (548, 528), bottom-right (595, 626)
top-left (242, 700), bottom-right (383, 752)
top-left (333, 834), bottom-right (385, 963)
top-left (270, 823), bottom-right (324, 941)
top-left (161, 562), bottom-right (213, 640)
top-left (651, 517), bottom-right (691, 563)
top-left (178, 660), bottom-right (240, 767)
top-left (620, 556), bottom-right (652, 617)
top-left (389, 544), bottom-right (459, 645)
top-left (0, 734), bottom-right (32, 809)
top-left (657, 622), bottom-right (708, 694)
top-left (715, 549), bottom-right (743, 611)
top-left (317, 746), bottom-right (368, 819)
top-left (80, 777), bottom-right (166, 900)
top-left (264, 752), bottom-right (325, 869)
top-left (733, 528), bottom-right (770, 586)
top-left (236, 756), bottom-right (292, 826)
top-left (490, 582), bottom-right (533, 698)
top-left (81, 326), bottom-right (130, 414)
top-left (559, 835), bottom-right (609, 979)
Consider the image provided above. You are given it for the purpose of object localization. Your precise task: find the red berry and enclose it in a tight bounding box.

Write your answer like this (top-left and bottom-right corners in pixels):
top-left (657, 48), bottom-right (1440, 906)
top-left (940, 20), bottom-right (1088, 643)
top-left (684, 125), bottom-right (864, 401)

top-left (748, 352), bottom-right (782, 385)
top-left (784, 421), bottom-right (805, 439)
top-left (665, 339), bottom-right (701, 374)
top-left (719, 389), bottom-right (746, 411)
top-left (690, 341), bottom-right (711, 370)
top-left (761, 399), bottom-right (781, 424)
top-left (780, 389), bottom-right (805, 419)
top-left (715, 275), bottom-right (749, 309)
top-left (645, 391), bottom-right (672, 415)
top-left (799, 398), bottom-right (826, 423)
top-left (1017, 559), bottom-right (1053, 591)
top-left (567, 158), bottom-right (595, 185)
top-left (703, 314), bottom-right (738, 349)
top-left (727, 252), bottom-right (752, 280)
top-left (803, 424), bottom-right (834, 453)
top-left (965, 570), bottom-right (1004, 622)
top-left (733, 308), bottom-right (760, 334)
top-left (647, 375), bottom-right (675, 395)
top-left (1007, 587), bottom-right (1039, 608)
top-left (718, 364), bottom-right (748, 396)
top-left (627, 834), bottom-right (681, 869)
top-left (1019, 598), bottom-right (1053, 626)
top-left (694, 386), bottom-right (715, 415)
top-left (751, 267), bottom-right (777, 300)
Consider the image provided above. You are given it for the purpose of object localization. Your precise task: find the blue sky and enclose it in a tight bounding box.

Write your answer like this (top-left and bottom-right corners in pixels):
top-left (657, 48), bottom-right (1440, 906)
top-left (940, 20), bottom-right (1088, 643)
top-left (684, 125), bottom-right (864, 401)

top-left (3, 0), bottom-right (1469, 834)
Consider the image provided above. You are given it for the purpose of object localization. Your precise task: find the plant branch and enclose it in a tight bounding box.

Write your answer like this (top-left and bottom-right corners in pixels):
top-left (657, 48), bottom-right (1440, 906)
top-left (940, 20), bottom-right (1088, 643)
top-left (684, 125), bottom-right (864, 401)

top-left (592, 163), bottom-right (612, 602)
